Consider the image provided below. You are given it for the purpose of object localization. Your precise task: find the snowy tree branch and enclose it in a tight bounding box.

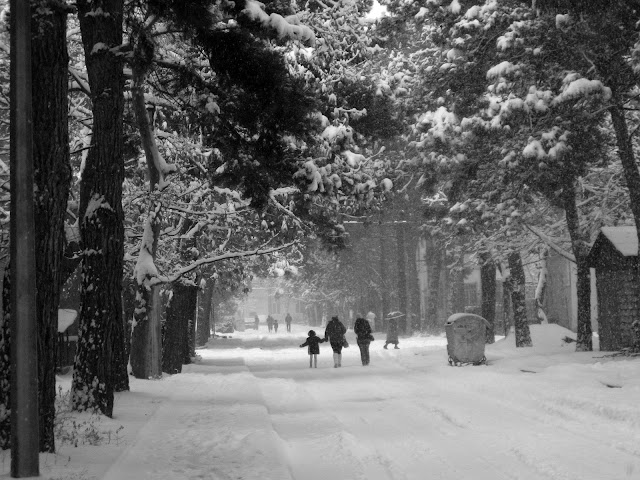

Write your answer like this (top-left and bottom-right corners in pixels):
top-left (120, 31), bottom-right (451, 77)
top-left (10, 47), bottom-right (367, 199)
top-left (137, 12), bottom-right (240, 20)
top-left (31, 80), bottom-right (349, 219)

top-left (523, 224), bottom-right (576, 263)
top-left (152, 241), bottom-right (298, 285)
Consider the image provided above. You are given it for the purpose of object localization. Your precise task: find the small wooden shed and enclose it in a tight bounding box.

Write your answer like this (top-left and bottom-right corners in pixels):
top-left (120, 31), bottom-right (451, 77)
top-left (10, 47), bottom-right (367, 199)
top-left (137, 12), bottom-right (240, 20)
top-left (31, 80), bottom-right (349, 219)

top-left (587, 226), bottom-right (639, 351)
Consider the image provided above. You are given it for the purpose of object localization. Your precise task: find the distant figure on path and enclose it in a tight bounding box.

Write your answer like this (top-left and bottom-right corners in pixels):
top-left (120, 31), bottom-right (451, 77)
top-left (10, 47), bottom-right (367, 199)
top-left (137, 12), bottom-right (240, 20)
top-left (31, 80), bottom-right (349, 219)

top-left (300, 330), bottom-right (325, 368)
top-left (366, 311), bottom-right (376, 331)
top-left (254, 314), bottom-right (260, 330)
top-left (285, 312), bottom-right (293, 332)
top-left (273, 317), bottom-right (279, 333)
top-left (324, 316), bottom-right (347, 368)
top-left (384, 312), bottom-right (402, 349)
top-left (267, 315), bottom-right (274, 332)
top-left (354, 316), bottom-right (374, 366)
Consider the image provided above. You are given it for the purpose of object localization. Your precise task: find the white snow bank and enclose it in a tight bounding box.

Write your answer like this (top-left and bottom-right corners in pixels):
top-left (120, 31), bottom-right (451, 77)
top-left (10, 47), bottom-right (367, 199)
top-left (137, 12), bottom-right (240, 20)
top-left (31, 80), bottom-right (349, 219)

top-left (10, 324), bottom-right (640, 480)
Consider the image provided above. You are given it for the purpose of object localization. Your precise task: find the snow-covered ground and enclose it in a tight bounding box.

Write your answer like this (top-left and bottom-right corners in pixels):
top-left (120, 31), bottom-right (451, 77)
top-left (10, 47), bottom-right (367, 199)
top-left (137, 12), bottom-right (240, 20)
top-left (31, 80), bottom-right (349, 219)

top-left (4, 323), bottom-right (640, 480)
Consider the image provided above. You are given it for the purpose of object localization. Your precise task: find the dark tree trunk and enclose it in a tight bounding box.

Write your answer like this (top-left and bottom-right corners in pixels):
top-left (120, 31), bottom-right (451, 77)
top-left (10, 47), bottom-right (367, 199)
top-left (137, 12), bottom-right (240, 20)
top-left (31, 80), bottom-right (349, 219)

top-left (122, 276), bottom-right (137, 364)
top-left (31, 0), bottom-right (72, 452)
top-left (196, 281), bottom-right (214, 346)
top-left (508, 252), bottom-right (532, 347)
top-left (502, 274), bottom-right (512, 337)
top-left (72, 0), bottom-right (127, 416)
top-left (480, 252), bottom-right (496, 344)
top-left (406, 230), bottom-right (421, 332)
top-left (163, 282), bottom-right (198, 374)
top-left (379, 224), bottom-right (389, 332)
top-left (131, 285), bottom-right (162, 378)
top-left (426, 235), bottom-right (443, 331)
top-left (130, 60), bottom-right (164, 379)
top-left (0, 264), bottom-right (11, 449)
top-left (609, 101), bottom-right (640, 250)
top-left (535, 248), bottom-right (549, 324)
top-left (395, 221), bottom-right (408, 334)
top-left (184, 284), bottom-right (198, 364)
top-left (562, 183), bottom-right (592, 351)
top-left (449, 252), bottom-right (465, 315)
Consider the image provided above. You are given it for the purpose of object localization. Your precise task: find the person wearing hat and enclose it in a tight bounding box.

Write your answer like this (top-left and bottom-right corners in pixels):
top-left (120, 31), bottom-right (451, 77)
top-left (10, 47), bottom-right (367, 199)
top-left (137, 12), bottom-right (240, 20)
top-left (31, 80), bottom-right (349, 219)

top-left (324, 315), bottom-right (347, 367)
top-left (384, 312), bottom-right (401, 349)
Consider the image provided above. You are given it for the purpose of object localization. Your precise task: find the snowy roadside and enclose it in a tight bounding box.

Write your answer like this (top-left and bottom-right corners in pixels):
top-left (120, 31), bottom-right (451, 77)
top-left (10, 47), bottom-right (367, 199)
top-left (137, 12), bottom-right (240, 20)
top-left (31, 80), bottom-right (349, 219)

top-left (1, 323), bottom-right (639, 480)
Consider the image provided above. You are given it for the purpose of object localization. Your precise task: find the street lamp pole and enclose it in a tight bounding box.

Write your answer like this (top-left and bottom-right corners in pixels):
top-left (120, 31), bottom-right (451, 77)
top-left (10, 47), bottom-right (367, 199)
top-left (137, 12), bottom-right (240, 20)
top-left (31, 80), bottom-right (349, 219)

top-left (10, 0), bottom-right (39, 476)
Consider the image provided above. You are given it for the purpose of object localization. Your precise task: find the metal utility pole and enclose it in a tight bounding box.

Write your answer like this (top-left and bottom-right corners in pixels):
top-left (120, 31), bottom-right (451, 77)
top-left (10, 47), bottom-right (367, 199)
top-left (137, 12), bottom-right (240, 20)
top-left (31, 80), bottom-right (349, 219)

top-left (10, 0), bottom-right (39, 476)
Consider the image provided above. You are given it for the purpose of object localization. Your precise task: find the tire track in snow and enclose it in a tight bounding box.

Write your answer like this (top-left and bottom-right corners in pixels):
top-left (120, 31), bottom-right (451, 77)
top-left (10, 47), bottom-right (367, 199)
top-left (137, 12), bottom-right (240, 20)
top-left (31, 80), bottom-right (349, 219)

top-left (250, 372), bottom-right (395, 480)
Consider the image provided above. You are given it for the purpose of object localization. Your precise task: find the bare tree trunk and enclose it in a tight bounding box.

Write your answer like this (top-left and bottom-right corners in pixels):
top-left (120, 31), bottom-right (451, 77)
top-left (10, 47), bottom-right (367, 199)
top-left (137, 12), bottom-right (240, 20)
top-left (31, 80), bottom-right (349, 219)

top-left (562, 183), bottom-right (592, 351)
top-left (184, 284), bottom-right (198, 364)
top-left (129, 56), bottom-right (164, 379)
top-left (502, 273), bottom-right (512, 337)
top-left (449, 252), bottom-right (465, 315)
top-left (426, 235), bottom-right (443, 331)
top-left (609, 101), bottom-right (640, 249)
top-left (122, 276), bottom-right (137, 364)
top-left (508, 252), bottom-right (532, 347)
top-left (480, 252), bottom-right (496, 344)
top-left (73, 0), bottom-right (127, 416)
top-left (0, 265), bottom-right (11, 448)
top-left (535, 247), bottom-right (549, 324)
top-left (31, 0), bottom-right (72, 451)
top-left (395, 221), bottom-right (408, 334)
top-left (196, 280), bottom-right (214, 346)
top-left (163, 282), bottom-right (196, 374)
top-left (406, 229), bottom-right (420, 333)
top-left (379, 224), bottom-right (389, 332)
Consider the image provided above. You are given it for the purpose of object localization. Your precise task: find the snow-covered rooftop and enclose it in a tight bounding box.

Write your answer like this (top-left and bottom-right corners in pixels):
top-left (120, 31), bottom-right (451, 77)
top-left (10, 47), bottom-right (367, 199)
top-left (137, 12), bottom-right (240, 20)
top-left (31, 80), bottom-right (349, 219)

top-left (601, 226), bottom-right (638, 256)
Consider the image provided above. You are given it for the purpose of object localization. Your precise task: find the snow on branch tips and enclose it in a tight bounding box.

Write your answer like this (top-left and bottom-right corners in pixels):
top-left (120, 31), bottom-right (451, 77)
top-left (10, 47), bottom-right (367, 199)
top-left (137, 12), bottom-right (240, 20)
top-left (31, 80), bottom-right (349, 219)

top-left (486, 61), bottom-right (519, 80)
top-left (552, 75), bottom-right (611, 105)
top-left (154, 241), bottom-right (299, 285)
top-left (242, 0), bottom-right (316, 46)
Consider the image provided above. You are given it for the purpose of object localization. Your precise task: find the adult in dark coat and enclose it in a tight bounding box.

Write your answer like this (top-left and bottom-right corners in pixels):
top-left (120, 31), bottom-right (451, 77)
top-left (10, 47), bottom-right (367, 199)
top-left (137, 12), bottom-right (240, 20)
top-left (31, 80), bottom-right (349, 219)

top-left (384, 312), bottom-right (402, 349)
top-left (266, 315), bottom-right (274, 332)
top-left (285, 312), bottom-right (293, 332)
top-left (324, 316), bottom-right (347, 367)
top-left (300, 330), bottom-right (325, 368)
top-left (354, 317), bottom-right (373, 366)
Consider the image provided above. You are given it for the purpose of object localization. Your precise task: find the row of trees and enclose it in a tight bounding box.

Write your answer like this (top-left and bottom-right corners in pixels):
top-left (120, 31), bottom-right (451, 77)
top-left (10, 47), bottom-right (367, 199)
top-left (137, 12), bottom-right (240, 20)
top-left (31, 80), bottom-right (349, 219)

top-left (1, 0), bottom-right (640, 458)
top-left (281, 0), bottom-right (640, 353)
top-left (0, 0), bottom-right (401, 454)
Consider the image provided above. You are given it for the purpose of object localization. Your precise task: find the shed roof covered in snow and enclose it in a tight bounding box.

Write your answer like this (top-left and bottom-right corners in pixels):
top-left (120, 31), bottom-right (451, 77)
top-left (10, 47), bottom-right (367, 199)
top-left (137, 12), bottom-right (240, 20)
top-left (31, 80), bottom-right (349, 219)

top-left (600, 226), bottom-right (638, 257)
top-left (587, 226), bottom-right (638, 270)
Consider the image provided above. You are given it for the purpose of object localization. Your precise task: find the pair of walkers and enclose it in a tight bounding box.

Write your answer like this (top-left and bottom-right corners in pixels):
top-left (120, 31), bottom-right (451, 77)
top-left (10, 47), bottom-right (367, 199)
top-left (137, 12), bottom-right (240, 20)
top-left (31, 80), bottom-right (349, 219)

top-left (300, 315), bottom-right (374, 368)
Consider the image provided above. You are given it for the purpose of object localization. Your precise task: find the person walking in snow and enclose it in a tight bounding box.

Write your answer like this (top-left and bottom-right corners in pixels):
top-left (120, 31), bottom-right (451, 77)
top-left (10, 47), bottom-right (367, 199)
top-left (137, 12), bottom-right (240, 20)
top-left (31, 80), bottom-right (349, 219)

top-left (267, 315), bottom-right (274, 332)
top-left (324, 316), bottom-right (347, 368)
top-left (384, 312), bottom-right (402, 349)
top-left (300, 330), bottom-right (325, 368)
top-left (273, 317), bottom-right (279, 333)
top-left (285, 312), bottom-right (293, 332)
top-left (354, 316), bottom-right (374, 366)
top-left (254, 314), bottom-right (260, 330)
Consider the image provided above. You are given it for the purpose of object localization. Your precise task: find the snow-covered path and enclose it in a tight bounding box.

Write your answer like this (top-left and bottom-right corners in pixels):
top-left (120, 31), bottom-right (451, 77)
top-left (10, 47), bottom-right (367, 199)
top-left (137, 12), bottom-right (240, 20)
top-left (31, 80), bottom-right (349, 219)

top-left (15, 323), bottom-right (640, 480)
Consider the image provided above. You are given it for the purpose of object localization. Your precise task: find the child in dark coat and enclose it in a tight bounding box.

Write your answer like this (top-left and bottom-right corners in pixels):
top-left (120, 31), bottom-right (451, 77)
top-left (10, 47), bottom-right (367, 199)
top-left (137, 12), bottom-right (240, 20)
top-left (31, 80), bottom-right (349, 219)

top-left (300, 330), bottom-right (325, 368)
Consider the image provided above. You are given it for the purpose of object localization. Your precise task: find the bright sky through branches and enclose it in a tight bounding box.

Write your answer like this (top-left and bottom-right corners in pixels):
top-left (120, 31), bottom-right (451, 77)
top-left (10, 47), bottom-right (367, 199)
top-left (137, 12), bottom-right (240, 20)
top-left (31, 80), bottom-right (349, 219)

top-left (366, 0), bottom-right (388, 20)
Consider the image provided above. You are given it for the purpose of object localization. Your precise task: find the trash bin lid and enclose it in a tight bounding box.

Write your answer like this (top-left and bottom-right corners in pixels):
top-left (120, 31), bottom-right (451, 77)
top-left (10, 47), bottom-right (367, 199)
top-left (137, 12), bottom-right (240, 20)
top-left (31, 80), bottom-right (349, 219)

top-left (446, 313), bottom-right (491, 328)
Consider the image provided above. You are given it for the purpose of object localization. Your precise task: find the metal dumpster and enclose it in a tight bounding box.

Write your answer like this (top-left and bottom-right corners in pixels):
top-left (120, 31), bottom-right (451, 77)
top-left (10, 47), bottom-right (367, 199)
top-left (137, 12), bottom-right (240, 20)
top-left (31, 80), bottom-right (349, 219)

top-left (445, 313), bottom-right (490, 366)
